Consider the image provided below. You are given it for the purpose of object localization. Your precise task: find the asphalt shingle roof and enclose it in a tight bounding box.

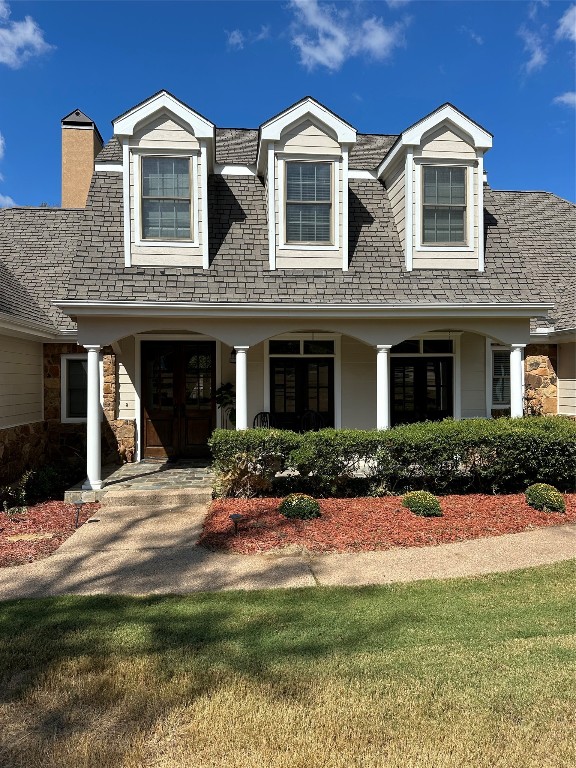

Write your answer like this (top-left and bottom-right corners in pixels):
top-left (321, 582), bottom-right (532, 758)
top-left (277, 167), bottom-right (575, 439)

top-left (0, 207), bottom-right (83, 332)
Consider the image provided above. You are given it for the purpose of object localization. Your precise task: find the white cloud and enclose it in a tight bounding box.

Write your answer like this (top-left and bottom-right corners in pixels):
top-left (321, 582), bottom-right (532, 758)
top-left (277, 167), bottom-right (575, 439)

top-left (553, 91), bottom-right (576, 107)
top-left (0, 1), bottom-right (53, 69)
top-left (556, 4), bottom-right (576, 42)
top-left (226, 29), bottom-right (244, 50)
top-left (518, 25), bottom-right (547, 73)
top-left (528, 0), bottom-right (549, 22)
top-left (289, 0), bottom-right (405, 72)
top-left (0, 131), bottom-right (5, 161)
top-left (459, 25), bottom-right (483, 45)
top-left (385, 0), bottom-right (410, 8)
top-left (0, 193), bottom-right (15, 207)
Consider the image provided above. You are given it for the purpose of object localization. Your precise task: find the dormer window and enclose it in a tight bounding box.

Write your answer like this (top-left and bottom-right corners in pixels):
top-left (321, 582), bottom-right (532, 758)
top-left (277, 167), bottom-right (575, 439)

top-left (422, 166), bottom-right (466, 244)
top-left (286, 161), bottom-right (332, 244)
top-left (141, 156), bottom-right (191, 240)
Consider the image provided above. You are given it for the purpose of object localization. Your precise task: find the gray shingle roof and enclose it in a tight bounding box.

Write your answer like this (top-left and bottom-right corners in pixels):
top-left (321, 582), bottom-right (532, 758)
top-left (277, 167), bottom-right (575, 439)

top-left (97, 130), bottom-right (398, 169)
top-left (63, 174), bottom-right (574, 327)
top-left (0, 208), bottom-right (83, 332)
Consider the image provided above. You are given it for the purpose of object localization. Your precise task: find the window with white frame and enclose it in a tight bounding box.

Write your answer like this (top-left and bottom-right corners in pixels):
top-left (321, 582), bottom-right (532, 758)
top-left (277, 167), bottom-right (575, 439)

top-left (61, 356), bottom-right (88, 422)
top-left (422, 166), bottom-right (466, 244)
top-left (141, 156), bottom-right (191, 240)
top-left (285, 161), bottom-right (332, 244)
top-left (492, 349), bottom-right (511, 407)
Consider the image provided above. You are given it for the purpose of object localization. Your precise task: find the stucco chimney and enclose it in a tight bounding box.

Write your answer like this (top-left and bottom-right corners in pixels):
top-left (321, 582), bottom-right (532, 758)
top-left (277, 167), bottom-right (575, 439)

top-left (61, 109), bottom-right (103, 208)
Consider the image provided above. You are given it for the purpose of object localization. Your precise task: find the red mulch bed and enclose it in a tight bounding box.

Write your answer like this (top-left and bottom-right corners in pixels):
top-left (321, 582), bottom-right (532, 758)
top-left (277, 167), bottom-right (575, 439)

top-left (199, 494), bottom-right (576, 554)
top-left (0, 502), bottom-right (100, 567)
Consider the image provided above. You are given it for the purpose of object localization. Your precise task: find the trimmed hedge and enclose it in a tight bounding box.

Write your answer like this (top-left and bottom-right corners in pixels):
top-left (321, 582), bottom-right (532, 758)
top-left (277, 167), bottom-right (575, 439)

top-left (209, 417), bottom-right (576, 497)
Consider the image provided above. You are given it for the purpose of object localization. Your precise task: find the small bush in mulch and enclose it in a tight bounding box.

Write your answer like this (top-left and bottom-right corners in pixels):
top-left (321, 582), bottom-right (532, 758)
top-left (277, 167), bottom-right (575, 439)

top-left (278, 494), bottom-right (321, 520)
top-left (525, 483), bottom-right (566, 513)
top-left (402, 491), bottom-right (442, 517)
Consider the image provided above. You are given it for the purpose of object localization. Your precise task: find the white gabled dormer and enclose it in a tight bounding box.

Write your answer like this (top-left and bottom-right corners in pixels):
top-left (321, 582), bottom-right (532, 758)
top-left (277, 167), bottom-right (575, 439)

top-left (257, 97), bottom-right (357, 271)
top-left (113, 90), bottom-right (215, 269)
top-left (378, 104), bottom-right (492, 272)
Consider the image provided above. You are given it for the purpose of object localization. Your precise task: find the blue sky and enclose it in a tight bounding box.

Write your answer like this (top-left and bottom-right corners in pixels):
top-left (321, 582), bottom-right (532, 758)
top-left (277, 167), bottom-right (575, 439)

top-left (0, 0), bottom-right (574, 206)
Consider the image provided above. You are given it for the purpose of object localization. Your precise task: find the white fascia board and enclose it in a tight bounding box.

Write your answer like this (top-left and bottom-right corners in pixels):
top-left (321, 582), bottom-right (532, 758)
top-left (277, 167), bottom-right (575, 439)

top-left (403, 104), bottom-right (492, 149)
top-left (214, 164), bottom-right (257, 176)
top-left (348, 169), bottom-right (377, 180)
top-left (113, 91), bottom-right (215, 141)
top-left (257, 98), bottom-right (357, 171)
top-left (55, 300), bottom-right (554, 320)
top-left (94, 163), bottom-right (123, 173)
top-left (0, 314), bottom-right (65, 341)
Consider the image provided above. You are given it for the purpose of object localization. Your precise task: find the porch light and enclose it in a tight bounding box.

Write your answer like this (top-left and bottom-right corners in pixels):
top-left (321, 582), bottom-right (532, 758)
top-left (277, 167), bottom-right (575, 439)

top-left (229, 513), bottom-right (244, 534)
top-left (73, 500), bottom-right (84, 529)
top-left (229, 349), bottom-right (237, 364)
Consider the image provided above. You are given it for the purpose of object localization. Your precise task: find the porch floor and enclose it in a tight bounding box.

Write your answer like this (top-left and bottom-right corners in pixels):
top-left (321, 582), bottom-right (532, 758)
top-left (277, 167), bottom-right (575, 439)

top-left (65, 459), bottom-right (214, 502)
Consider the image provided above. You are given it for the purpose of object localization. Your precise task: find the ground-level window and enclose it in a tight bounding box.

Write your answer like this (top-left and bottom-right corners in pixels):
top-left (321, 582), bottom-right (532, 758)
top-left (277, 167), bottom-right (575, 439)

top-left (492, 349), bottom-right (511, 407)
top-left (61, 356), bottom-right (88, 422)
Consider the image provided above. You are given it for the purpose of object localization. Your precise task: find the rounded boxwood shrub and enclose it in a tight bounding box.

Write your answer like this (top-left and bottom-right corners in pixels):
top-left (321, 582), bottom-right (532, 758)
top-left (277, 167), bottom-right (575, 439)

top-left (279, 493), bottom-right (321, 520)
top-left (402, 490), bottom-right (442, 517)
top-left (525, 483), bottom-right (565, 513)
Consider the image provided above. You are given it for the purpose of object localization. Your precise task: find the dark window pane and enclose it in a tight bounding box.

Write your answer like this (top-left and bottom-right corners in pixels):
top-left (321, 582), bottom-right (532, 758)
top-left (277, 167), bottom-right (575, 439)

top-left (422, 340), bottom-right (453, 354)
top-left (391, 340), bottom-right (420, 354)
top-left (423, 206), bottom-right (465, 243)
top-left (269, 340), bottom-right (300, 355)
top-left (286, 203), bottom-right (331, 242)
top-left (67, 359), bottom-right (87, 418)
top-left (303, 340), bottom-right (334, 355)
top-left (142, 199), bottom-right (190, 240)
top-left (286, 162), bottom-right (331, 202)
top-left (142, 157), bottom-right (189, 198)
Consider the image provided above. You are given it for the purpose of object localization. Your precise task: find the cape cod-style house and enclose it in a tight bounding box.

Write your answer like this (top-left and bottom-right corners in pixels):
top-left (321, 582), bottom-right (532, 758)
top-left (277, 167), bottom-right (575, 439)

top-left (0, 91), bottom-right (574, 489)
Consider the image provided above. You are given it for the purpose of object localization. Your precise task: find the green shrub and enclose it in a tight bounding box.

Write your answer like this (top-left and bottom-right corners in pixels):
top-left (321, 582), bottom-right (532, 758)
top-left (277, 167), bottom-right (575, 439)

top-left (402, 490), bottom-right (442, 517)
top-left (209, 429), bottom-right (300, 497)
top-left (278, 493), bottom-right (321, 520)
top-left (525, 483), bottom-right (566, 513)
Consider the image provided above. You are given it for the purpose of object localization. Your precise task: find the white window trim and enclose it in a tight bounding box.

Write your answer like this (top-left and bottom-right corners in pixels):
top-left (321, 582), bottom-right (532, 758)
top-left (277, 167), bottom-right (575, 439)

top-left (132, 149), bottom-right (200, 249)
top-left (413, 158), bottom-right (476, 253)
top-left (263, 333), bottom-right (341, 428)
top-left (277, 156), bottom-right (340, 252)
top-left (489, 344), bottom-right (512, 410)
top-left (60, 353), bottom-right (103, 424)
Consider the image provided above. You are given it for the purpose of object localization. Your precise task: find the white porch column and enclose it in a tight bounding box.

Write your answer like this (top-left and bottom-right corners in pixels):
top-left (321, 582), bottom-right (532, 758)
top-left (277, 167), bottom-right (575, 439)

top-left (235, 346), bottom-right (249, 430)
top-left (376, 345), bottom-right (392, 430)
top-left (83, 345), bottom-right (102, 490)
top-left (510, 344), bottom-right (526, 418)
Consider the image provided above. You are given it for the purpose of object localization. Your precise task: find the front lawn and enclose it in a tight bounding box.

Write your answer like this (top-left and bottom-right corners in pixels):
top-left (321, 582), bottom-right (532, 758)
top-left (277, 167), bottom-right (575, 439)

top-left (1, 562), bottom-right (575, 767)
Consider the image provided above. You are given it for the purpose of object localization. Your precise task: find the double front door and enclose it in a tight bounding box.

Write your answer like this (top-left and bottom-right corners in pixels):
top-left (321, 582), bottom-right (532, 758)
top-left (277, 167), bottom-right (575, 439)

top-left (142, 341), bottom-right (216, 459)
top-left (391, 357), bottom-right (453, 425)
top-left (270, 358), bottom-right (334, 431)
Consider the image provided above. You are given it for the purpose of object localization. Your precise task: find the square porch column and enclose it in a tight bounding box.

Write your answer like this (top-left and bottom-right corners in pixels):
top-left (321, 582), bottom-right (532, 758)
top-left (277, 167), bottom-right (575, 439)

top-left (234, 346), bottom-right (250, 430)
top-left (82, 344), bottom-right (102, 490)
top-left (510, 343), bottom-right (526, 418)
top-left (376, 345), bottom-right (392, 430)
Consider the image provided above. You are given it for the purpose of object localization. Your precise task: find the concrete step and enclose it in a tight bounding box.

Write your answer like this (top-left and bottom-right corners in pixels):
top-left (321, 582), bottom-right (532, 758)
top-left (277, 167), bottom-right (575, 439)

top-left (100, 488), bottom-right (212, 509)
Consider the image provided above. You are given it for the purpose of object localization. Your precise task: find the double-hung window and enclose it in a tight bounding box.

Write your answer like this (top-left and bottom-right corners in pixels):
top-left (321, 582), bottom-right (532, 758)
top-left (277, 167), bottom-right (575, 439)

top-left (423, 166), bottom-right (466, 244)
top-left (141, 156), bottom-right (191, 240)
top-left (286, 162), bottom-right (332, 244)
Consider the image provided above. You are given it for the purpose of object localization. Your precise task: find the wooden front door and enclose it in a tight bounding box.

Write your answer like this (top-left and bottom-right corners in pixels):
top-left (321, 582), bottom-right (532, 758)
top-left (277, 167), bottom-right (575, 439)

top-left (391, 357), bottom-right (453, 426)
top-left (270, 358), bottom-right (334, 430)
top-left (142, 341), bottom-right (216, 459)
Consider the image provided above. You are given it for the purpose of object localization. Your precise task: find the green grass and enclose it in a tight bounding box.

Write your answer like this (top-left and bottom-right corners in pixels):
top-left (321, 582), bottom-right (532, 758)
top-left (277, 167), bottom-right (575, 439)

top-left (1, 562), bottom-right (575, 767)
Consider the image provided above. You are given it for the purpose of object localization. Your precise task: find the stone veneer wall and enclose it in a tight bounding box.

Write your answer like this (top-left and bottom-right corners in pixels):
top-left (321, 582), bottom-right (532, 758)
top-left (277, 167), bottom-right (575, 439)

top-left (524, 344), bottom-right (558, 415)
top-left (0, 422), bottom-right (49, 485)
top-left (45, 342), bottom-right (136, 465)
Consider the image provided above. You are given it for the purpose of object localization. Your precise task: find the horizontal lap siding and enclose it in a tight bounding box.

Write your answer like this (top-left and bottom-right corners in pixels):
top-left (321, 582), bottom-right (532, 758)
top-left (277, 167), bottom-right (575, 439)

top-left (341, 337), bottom-right (375, 429)
top-left (384, 159), bottom-right (406, 252)
top-left (118, 336), bottom-right (136, 420)
top-left (558, 342), bottom-right (576, 415)
top-left (460, 332), bottom-right (487, 417)
top-left (0, 334), bottom-right (43, 428)
top-left (275, 119), bottom-right (343, 268)
top-left (129, 114), bottom-right (203, 265)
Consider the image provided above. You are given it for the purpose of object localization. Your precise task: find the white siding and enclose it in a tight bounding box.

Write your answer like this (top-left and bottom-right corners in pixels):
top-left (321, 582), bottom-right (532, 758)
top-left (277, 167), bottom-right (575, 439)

top-left (118, 336), bottom-right (136, 419)
top-left (277, 119), bottom-right (341, 155)
top-left (460, 332), bottom-right (487, 417)
top-left (558, 342), bottom-right (576, 415)
top-left (419, 126), bottom-right (476, 159)
top-left (0, 334), bottom-right (43, 428)
top-left (131, 115), bottom-right (199, 151)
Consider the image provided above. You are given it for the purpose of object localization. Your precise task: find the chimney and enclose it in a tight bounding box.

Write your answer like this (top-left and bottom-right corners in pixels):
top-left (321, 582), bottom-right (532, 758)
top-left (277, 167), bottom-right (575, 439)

top-left (61, 109), bottom-right (103, 208)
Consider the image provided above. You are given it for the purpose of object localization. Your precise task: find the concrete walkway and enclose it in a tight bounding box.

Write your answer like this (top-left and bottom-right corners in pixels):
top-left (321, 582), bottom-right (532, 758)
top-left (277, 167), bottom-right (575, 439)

top-left (1, 485), bottom-right (575, 600)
